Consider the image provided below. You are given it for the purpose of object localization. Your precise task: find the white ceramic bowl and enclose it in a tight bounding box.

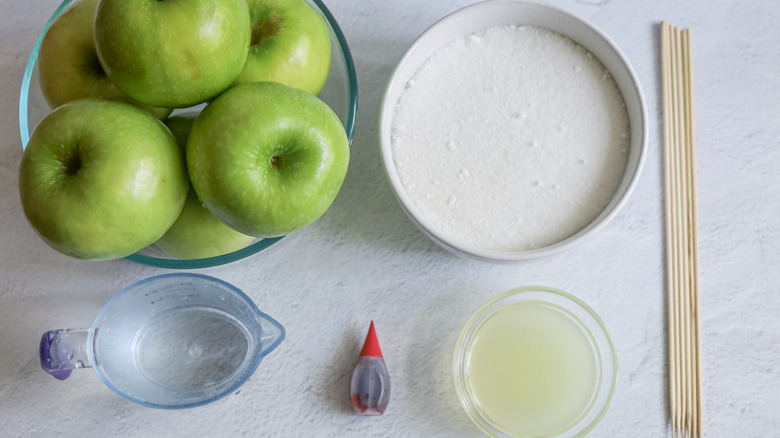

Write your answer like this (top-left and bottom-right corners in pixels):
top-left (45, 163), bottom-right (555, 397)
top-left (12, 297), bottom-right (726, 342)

top-left (379, 0), bottom-right (647, 262)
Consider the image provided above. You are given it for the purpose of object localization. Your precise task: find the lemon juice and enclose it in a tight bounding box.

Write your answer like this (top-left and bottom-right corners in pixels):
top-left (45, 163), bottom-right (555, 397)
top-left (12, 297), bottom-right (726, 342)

top-left (465, 300), bottom-right (600, 437)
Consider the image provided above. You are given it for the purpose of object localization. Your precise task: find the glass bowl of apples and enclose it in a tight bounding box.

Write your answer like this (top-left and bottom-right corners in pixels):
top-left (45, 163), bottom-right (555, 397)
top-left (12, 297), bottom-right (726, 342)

top-left (19, 0), bottom-right (358, 269)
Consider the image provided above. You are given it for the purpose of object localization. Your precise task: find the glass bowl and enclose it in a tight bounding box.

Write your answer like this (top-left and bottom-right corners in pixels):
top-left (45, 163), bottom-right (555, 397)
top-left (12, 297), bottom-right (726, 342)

top-left (379, 1), bottom-right (647, 262)
top-left (453, 286), bottom-right (618, 438)
top-left (19, 0), bottom-right (358, 269)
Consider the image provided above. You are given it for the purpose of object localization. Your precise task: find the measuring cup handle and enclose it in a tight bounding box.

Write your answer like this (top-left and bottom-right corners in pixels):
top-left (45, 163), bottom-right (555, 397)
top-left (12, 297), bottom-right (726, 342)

top-left (39, 328), bottom-right (91, 380)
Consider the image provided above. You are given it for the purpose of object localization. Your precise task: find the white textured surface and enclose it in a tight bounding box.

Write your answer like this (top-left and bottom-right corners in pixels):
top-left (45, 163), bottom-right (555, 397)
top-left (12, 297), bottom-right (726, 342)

top-left (1, 0), bottom-right (778, 437)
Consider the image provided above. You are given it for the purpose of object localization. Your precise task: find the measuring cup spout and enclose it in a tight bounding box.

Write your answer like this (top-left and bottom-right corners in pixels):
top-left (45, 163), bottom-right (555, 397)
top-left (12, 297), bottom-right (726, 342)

top-left (255, 313), bottom-right (285, 357)
top-left (39, 329), bottom-right (91, 380)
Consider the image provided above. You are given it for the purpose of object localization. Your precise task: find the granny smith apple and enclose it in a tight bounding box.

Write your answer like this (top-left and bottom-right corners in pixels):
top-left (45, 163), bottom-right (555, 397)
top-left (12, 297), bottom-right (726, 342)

top-left (37, 0), bottom-right (171, 119)
top-left (94, 0), bottom-right (251, 108)
top-left (187, 81), bottom-right (350, 237)
top-left (155, 115), bottom-right (256, 259)
top-left (19, 99), bottom-right (188, 260)
top-left (233, 0), bottom-right (331, 95)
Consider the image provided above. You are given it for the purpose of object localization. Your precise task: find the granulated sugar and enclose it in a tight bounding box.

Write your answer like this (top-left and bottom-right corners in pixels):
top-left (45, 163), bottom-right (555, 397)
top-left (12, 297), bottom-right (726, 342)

top-left (391, 25), bottom-right (630, 252)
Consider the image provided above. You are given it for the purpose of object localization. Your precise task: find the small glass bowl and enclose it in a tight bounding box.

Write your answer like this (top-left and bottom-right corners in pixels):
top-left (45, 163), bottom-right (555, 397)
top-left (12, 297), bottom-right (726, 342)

top-left (453, 286), bottom-right (618, 438)
top-left (19, 0), bottom-right (358, 269)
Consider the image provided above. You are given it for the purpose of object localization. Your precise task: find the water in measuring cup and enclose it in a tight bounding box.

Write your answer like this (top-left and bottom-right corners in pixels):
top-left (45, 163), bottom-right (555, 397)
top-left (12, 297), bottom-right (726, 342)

top-left (133, 307), bottom-right (250, 391)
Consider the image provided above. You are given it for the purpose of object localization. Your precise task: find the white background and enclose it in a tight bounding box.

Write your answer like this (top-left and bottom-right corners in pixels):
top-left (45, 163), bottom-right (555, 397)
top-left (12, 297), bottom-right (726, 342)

top-left (1, 0), bottom-right (778, 436)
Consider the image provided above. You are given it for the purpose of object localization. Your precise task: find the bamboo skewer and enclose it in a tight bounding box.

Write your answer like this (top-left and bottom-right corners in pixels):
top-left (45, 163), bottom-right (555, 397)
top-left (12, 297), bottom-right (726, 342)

top-left (661, 23), bottom-right (678, 436)
top-left (662, 21), bottom-right (702, 438)
top-left (683, 28), bottom-right (704, 437)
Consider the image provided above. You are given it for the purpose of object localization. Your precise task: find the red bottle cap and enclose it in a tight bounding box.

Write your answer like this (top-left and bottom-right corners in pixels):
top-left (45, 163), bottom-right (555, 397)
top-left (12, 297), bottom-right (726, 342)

top-left (359, 321), bottom-right (383, 357)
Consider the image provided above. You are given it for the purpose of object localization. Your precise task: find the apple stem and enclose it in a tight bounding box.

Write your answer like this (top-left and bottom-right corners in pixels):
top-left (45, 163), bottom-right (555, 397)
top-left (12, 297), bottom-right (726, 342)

top-left (251, 13), bottom-right (283, 47)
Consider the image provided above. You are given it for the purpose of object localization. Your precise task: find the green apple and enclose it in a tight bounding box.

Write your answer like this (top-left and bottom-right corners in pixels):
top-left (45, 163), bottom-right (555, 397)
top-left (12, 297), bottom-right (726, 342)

top-left (187, 81), bottom-right (349, 237)
top-left (19, 99), bottom-right (188, 260)
top-left (94, 0), bottom-right (251, 108)
top-left (37, 0), bottom-right (171, 119)
top-left (154, 115), bottom-right (256, 259)
top-left (233, 0), bottom-right (331, 95)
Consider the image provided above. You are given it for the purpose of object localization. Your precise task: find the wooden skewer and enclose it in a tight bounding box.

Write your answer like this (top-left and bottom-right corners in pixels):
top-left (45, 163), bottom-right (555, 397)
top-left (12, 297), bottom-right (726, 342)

top-left (669, 20), bottom-right (685, 438)
top-left (683, 28), bottom-right (704, 438)
top-left (672, 25), bottom-right (688, 437)
top-left (660, 20), bottom-right (677, 436)
top-left (680, 28), bottom-right (693, 436)
top-left (675, 26), bottom-right (692, 436)
top-left (662, 20), bottom-right (702, 438)
top-left (661, 21), bottom-right (679, 437)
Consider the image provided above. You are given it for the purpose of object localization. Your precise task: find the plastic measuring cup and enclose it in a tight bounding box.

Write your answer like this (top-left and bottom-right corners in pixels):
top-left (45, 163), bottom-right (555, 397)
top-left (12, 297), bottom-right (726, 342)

top-left (39, 273), bottom-right (285, 409)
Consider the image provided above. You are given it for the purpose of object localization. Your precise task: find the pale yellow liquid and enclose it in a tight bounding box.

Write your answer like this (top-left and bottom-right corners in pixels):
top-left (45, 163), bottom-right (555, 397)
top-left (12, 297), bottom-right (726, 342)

top-left (466, 301), bottom-right (599, 437)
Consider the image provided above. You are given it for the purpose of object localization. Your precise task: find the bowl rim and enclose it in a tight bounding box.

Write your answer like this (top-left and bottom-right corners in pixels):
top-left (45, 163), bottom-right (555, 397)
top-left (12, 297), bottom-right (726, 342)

top-left (378, 0), bottom-right (648, 262)
top-left (19, 0), bottom-right (359, 269)
top-left (453, 285), bottom-right (619, 437)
